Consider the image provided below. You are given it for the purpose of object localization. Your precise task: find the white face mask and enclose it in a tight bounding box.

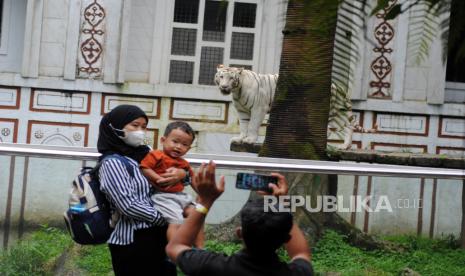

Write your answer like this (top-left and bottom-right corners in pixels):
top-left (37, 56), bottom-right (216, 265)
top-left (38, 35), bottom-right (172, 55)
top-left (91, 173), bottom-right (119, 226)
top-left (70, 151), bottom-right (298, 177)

top-left (110, 124), bottom-right (146, 147)
top-left (121, 130), bottom-right (146, 147)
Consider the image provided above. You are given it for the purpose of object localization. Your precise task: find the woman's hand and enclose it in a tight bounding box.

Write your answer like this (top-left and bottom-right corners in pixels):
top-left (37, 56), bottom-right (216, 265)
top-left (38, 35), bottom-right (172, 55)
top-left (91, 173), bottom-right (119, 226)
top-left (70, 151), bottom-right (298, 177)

top-left (157, 167), bottom-right (187, 186)
top-left (257, 173), bottom-right (288, 196)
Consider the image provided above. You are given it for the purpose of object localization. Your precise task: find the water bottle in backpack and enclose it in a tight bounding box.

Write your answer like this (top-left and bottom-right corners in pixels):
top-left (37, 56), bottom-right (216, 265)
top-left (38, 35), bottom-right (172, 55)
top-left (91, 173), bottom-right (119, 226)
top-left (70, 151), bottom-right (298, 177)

top-left (64, 155), bottom-right (133, 245)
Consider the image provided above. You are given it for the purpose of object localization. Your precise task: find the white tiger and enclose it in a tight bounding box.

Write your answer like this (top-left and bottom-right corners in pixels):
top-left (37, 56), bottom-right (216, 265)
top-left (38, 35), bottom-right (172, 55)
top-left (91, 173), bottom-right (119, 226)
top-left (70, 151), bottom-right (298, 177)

top-left (215, 64), bottom-right (278, 144)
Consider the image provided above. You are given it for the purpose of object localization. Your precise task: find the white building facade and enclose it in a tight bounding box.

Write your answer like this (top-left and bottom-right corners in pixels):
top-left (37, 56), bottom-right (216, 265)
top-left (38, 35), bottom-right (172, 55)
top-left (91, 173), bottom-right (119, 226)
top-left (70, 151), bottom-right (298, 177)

top-left (0, 0), bottom-right (463, 246)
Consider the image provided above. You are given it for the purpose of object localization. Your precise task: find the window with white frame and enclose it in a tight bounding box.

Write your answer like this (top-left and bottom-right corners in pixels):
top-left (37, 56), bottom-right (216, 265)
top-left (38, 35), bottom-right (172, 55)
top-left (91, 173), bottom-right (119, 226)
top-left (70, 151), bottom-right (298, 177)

top-left (0, 0), bottom-right (10, 55)
top-left (168, 0), bottom-right (260, 85)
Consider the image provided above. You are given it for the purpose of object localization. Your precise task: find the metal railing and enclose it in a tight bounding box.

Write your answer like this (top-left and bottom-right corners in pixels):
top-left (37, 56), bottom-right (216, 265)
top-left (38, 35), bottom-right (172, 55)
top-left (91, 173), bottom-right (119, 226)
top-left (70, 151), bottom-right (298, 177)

top-left (0, 143), bottom-right (464, 179)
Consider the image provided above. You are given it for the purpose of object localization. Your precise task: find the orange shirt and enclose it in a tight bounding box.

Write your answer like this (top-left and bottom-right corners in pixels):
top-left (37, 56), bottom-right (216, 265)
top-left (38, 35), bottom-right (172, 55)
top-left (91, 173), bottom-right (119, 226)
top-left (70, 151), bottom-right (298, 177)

top-left (140, 150), bottom-right (192, 193)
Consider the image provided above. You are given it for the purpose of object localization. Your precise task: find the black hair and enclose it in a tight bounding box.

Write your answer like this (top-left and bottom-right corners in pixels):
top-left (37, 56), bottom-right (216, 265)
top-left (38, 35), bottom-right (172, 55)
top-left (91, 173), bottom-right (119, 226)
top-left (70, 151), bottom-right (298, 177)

top-left (164, 121), bottom-right (195, 141)
top-left (240, 198), bottom-right (293, 254)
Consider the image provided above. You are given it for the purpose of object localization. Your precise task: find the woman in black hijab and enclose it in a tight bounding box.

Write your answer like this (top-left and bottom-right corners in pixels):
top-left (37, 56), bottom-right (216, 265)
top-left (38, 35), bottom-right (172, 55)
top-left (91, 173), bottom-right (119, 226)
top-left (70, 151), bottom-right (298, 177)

top-left (97, 105), bottom-right (178, 275)
top-left (97, 104), bottom-right (150, 162)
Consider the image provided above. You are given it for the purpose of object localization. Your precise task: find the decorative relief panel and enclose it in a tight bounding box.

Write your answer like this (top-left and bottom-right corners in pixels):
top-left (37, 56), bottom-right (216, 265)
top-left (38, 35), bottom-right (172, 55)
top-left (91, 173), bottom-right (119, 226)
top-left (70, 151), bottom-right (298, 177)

top-left (371, 142), bottom-right (427, 153)
top-left (438, 117), bottom-right (465, 139)
top-left (436, 147), bottom-right (465, 157)
top-left (351, 111), bottom-right (363, 131)
top-left (374, 113), bottom-right (429, 136)
top-left (0, 119), bottom-right (18, 143)
top-left (27, 121), bottom-right (89, 146)
top-left (170, 99), bottom-right (229, 123)
top-left (0, 86), bottom-right (20, 109)
top-left (102, 94), bottom-right (160, 118)
top-left (30, 89), bottom-right (91, 114)
top-left (78, 0), bottom-right (106, 78)
top-left (145, 128), bottom-right (159, 149)
top-left (369, 0), bottom-right (397, 98)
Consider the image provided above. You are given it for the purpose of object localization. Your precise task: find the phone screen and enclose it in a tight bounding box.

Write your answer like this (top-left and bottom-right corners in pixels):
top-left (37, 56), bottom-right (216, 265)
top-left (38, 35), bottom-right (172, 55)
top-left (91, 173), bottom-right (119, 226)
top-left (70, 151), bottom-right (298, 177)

top-left (236, 173), bottom-right (278, 193)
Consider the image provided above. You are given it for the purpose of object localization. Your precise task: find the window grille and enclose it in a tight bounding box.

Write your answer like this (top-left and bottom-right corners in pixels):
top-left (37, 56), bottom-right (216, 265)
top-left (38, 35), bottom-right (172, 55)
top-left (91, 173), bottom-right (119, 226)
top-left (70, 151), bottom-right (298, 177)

top-left (169, 60), bottom-right (194, 84)
top-left (231, 32), bottom-right (254, 60)
top-left (199, 47), bottom-right (224, 85)
top-left (171, 28), bottom-right (197, 56)
top-left (174, 0), bottom-right (200, 23)
top-left (233, 2), bottom-right (256, 28)
top-left (203, 0), bottom-right (228, 42)
top-left (169, 0), bottom-right (258, 86)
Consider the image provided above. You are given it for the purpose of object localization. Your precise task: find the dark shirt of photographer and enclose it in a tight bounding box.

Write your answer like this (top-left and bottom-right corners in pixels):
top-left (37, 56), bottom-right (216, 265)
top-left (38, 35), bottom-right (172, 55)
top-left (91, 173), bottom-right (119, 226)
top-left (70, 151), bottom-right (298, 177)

top-left (166, 162), bottom-right (313, 276)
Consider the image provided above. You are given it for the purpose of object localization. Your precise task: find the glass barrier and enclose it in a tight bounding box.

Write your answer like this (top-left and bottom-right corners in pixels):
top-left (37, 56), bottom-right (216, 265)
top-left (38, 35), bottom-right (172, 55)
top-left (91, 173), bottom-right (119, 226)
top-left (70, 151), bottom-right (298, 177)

top-left (0, 143), bottom-right (464, 249)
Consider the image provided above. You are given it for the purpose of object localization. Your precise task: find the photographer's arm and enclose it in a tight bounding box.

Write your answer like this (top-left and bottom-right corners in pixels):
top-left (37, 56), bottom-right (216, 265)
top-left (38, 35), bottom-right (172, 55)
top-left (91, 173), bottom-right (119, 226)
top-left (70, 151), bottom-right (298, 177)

top-left (166, 162), bottom-right (224, 262)
top-left (285, 224), bottom-right (311, 262)
top-left (262, 173), bottom-right (311, 262)
top-left (166, 204), bottom-right (208, 262)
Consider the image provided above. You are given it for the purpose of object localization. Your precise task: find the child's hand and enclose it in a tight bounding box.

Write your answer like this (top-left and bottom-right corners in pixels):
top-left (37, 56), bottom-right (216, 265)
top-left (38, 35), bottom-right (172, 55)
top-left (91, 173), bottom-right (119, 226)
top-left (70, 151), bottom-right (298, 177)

top-left (155, 176), bottom-right (173, 187)
top-left (157, 167), bottom-right (186, 186)
top-left (142, 168), bottom-right (167, 188)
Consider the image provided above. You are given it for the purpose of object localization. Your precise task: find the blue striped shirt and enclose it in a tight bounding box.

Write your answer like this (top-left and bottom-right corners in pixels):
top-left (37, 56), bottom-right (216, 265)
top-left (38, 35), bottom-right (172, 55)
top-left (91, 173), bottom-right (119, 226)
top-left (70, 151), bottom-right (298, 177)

top-left (99, 155), bottom-right (165, 245)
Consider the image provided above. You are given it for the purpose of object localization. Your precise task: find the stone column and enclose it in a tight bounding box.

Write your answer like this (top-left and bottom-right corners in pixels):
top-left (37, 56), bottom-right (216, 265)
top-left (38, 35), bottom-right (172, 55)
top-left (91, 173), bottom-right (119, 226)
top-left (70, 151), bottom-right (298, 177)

top-left (21, 0), bottom-right (44, 78)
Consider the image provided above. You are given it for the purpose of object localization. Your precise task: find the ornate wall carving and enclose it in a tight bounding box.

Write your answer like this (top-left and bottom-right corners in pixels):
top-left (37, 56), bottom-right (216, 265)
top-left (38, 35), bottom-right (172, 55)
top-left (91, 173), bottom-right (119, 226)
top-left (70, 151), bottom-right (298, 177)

top-left (27, 121), bottom-right (89, 146)
top-left (146, 128), bottom-right (159, 149)
top-left (0, 86), bottom-right (20, 109)
top-left (0, 119), bottom-right (18, 143)
top-left (101, 94), bottom-right (161, 118)
top-left (369, 0), bottom-right (397, 98)
top-left (77, 0), bottom-right (106, 78)
top-left (371, 142), bottom-right (427, 153)
top-left (170, 99), bottom-right (229, 123)
top-left (438, 116), bottom-right (465, 139)
top-left (30, 89), bottom-right (91, 114)
top-left (373, 112), bottom-right (429, 136)
top-left (436, 146), bottom-right (465, 157)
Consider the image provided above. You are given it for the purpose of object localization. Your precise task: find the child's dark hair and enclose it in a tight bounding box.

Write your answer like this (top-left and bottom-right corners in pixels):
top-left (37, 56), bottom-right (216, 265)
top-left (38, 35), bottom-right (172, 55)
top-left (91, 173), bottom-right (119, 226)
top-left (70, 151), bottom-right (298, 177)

top-left (240, 198), bottom-right (293, 254)
top-left (164, 121), bottom-right (195, 141)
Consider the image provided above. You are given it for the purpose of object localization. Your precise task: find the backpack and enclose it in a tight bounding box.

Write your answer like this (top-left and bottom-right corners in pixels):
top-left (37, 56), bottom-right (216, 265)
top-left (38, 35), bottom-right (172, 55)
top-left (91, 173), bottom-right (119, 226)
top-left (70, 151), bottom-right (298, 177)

top-left (63, 154), bottom-right (134, 245)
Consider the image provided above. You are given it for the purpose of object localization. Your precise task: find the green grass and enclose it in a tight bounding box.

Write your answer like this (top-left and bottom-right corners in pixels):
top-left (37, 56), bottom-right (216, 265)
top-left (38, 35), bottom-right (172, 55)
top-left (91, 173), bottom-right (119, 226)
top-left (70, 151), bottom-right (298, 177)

top-left (197, 231), bottom-right (465, 276)
top-left (205, 239), bottom-right (242, 255)
top-left (2, 228), bottom-right (465, 275)
top-left (75, 244), bottom-right (113, 275)
top-left (311, 230), bottom-right (465, 276)
top-left (0, 226), bottom-right (72, 276)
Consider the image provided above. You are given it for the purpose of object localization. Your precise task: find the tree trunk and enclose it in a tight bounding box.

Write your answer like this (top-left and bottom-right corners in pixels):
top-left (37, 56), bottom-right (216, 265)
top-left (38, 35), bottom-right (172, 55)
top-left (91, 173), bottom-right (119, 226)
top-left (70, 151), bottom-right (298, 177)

top-left (259, 0), bottom-right (383, 249)
top-left (260, 0), bottom-right (338, 159)
top-left (259, 0), bottom-right (337, 234)
top-left (209, 0), bottom-right (390, 251)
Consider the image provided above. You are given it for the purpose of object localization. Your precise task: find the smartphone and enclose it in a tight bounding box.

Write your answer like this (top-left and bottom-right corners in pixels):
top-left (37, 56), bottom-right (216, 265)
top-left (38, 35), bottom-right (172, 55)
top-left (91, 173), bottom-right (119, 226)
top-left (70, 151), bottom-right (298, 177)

top-left (236, 172), bottom-right (278, 193)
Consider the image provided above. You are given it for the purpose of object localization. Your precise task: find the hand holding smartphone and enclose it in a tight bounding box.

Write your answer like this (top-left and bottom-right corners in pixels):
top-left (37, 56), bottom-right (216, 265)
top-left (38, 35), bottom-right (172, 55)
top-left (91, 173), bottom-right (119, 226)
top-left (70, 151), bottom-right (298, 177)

top-left (235, 172), bottom-right (278, 193)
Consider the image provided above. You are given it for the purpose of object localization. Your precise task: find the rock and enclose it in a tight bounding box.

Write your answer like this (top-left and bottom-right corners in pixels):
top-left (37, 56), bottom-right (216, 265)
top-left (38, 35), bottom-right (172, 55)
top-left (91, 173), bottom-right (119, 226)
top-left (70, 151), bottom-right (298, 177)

top-left (399, 267), bottom-right (421, 276)
top-left (230, 141), bottom-right (261, 153)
